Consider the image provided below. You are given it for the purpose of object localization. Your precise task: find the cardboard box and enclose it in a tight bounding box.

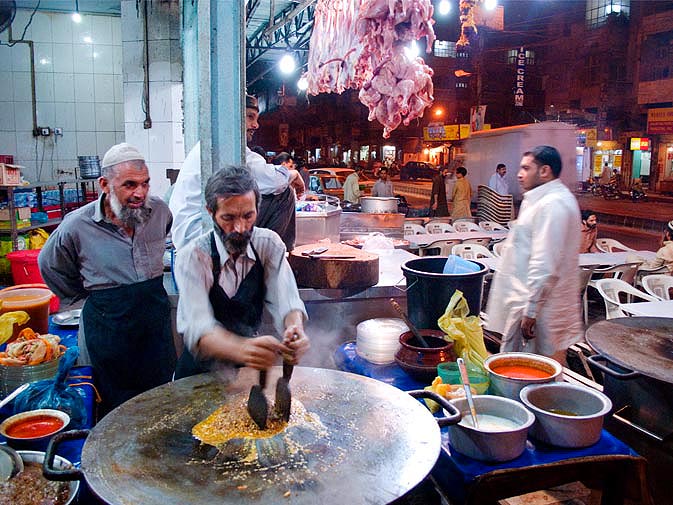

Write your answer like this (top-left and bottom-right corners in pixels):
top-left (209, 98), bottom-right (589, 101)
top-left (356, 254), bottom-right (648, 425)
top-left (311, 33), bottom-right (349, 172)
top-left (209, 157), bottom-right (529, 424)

top-left (0, 207), bottom-right (31, 221)
top-left (0, 164), bottom-right (22, 186)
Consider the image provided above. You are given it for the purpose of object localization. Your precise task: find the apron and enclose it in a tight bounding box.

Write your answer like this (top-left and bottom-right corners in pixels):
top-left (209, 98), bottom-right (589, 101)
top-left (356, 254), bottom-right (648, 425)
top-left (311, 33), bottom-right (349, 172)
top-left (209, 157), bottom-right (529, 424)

top-left (174, 232), bottom-right (266, 379)
top-left (257, 186), bottom-right (296, 251)
top-left (82, 276), bottom-right (175, 415)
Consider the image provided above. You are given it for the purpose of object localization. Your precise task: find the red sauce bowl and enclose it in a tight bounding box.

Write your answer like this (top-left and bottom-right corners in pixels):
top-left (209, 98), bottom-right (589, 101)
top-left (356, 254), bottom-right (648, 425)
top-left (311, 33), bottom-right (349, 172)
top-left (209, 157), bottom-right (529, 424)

top-left (0, 409), bottom-right (70, 444)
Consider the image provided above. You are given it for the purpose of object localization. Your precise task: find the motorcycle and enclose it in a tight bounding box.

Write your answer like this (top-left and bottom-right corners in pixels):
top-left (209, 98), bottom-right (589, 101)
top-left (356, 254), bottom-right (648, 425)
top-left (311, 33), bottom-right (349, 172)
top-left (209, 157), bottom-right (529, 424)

top-left (630, 188), bottom-right (647, 202)
top-left (601, 183), bottom-right (621, 200)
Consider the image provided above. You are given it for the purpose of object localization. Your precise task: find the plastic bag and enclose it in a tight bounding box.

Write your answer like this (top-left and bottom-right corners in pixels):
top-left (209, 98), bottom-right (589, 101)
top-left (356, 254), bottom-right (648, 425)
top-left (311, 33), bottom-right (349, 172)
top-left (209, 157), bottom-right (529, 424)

top-left (443, 254), bottom-right (481, 274)
top-left (12, 347), bottom-right (87, 428)
top-left (362, 232), bottom-right (394, 254)
top-left (28, 228), bottom-right (49, 249)
top-left (437, 290), bottom-right (488, 369)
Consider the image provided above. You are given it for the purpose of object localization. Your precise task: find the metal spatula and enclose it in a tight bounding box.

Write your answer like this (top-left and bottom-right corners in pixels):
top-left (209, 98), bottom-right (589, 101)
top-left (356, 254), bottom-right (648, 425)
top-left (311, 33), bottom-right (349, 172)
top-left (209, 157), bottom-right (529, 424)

top-left (274, 360), bottom-right (294, 423)
top-left (247, 370), bottom-right (268, 430)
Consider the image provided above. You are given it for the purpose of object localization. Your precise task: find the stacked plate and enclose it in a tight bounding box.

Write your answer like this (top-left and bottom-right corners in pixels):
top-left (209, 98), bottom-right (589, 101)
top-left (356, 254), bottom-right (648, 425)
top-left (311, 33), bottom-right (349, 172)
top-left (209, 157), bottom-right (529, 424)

top-left (356, 318), bottom-right (408, 364)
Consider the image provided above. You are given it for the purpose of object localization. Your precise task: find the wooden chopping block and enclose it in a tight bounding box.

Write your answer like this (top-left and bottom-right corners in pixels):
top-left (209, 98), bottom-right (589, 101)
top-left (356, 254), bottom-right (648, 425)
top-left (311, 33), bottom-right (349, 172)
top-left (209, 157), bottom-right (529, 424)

top-left (289, 243), bottom-right (379, 289)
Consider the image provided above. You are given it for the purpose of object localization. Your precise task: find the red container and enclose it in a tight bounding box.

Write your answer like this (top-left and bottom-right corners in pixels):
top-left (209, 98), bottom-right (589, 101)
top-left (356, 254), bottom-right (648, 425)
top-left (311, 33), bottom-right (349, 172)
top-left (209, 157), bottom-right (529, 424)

top-left (5, 250), bottom-right (60, 313)
top-left (0, 155), bottom-right (14, 164)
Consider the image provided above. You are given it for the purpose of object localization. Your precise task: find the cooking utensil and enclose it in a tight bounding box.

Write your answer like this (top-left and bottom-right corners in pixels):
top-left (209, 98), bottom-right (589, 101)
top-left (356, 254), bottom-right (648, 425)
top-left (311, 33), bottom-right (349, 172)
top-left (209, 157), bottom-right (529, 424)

top-left (43, 368), bottom-right (460, 505)
top-left (0, 382), bottom-right (29, 410)
top-left (52, 309), bottom-right (81, 327)
top-left (274, 335), bottom-right (296, 422)
top-left (246, 370), bottom-right (268, 430)
top-left (457, 358), bottom-right (479, 429)
top-left (389, 298), bottom-right (429, 348)
top-left (0, 445), bottom-right (23, 481)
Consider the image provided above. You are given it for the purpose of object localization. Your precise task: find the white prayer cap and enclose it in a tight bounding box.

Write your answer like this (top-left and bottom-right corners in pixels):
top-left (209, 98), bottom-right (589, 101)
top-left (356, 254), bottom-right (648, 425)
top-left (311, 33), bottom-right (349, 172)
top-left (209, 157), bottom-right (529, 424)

top-left (102, 143), bottom-right (146, 169)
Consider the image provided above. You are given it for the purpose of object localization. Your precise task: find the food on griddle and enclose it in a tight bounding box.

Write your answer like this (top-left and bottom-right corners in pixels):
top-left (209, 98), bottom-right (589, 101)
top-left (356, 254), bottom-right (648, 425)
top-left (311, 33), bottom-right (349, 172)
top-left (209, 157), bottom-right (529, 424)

top-left (0, 462), bottom-right (70, 505)
top-left (193, 394), bottom-right (315, 446)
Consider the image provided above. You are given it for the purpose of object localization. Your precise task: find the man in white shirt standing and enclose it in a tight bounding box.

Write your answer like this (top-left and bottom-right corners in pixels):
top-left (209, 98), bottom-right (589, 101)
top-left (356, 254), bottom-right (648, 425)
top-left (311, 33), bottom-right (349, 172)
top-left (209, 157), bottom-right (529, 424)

top-left (488, 163), bottom-right (509, 195)
top-left (485, 146), bottom-right (581, 364)
top-left (371, 167), bottom-right (394, 197)
top-left (169, 94), bottom-right (304, 252)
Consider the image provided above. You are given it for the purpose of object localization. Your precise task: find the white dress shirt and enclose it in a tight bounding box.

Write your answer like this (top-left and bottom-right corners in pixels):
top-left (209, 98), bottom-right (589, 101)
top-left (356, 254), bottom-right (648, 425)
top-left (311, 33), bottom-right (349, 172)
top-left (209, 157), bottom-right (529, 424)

top-left (486, 179), bottom-right (582, 357)
top-left (488, 173), bottom-right (509, 195)
top-left (174, 226), bottom-right (307, 355)
top-left (169, 142), bottom-right (291, 251)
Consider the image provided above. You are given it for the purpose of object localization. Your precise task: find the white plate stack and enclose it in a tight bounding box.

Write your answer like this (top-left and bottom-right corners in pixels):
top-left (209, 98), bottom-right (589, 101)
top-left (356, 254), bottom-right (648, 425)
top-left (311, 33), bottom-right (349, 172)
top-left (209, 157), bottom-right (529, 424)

top-left (356, 318), bottom-right (409, 364)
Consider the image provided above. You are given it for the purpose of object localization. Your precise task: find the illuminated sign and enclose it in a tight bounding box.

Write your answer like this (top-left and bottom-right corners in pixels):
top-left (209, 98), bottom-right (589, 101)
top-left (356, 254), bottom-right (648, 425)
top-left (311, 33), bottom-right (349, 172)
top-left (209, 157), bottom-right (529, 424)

top-left (647, 107), bottom-right (673, 134)
top-left (423, 124), bottom-right (489, 141)
top-left (514, 47), bottom-right (525, 107)
top-left (630, 138), bottom-right (650, 151)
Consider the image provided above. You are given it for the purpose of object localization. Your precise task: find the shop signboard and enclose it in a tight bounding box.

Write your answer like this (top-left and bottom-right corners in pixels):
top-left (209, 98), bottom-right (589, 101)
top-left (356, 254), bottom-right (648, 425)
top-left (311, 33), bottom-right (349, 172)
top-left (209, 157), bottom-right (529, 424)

top-left (514, 47), bottom-right (525, 107)
top-left (647, 108), bottom-right (673, 134)
top-left (630, 138), bottom-right (650, 151)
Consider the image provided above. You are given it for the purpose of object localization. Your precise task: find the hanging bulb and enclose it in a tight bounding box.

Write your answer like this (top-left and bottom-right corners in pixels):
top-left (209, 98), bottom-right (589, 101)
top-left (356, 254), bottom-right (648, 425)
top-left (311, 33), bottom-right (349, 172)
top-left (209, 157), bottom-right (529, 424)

top-left (72, 0), bottom-right (82, 23)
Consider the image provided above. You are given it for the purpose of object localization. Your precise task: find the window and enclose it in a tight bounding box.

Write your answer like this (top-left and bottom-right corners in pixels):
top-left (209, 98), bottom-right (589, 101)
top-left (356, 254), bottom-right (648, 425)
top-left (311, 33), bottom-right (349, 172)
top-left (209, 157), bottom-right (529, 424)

top-left (507, 49), bottom-right (535, 65)
top-left (434, 40), bottom-right (456, 58)
top-left (456, 81), bottom-right (468, 88)
top-left (585, 0), bottom-right (630, 28)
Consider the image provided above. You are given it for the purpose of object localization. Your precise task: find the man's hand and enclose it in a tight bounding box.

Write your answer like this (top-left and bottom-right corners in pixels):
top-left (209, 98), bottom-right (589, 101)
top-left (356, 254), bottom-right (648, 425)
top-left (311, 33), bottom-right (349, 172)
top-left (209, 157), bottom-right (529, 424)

top-left (289, 169), bottom-right (305, 198)
top-left (431, 202), bottom-right (437, 210)
top-left (238, 335), bottom-right (286, 369)
top-left (281, 325), bottom-right (310, 365)
top-left (521, 316), bottom-right (536, 340)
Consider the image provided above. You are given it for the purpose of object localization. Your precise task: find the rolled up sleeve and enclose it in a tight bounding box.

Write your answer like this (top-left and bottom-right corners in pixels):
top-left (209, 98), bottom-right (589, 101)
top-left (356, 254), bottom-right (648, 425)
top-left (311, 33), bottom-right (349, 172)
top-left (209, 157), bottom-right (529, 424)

top-left (38, 226), bottom-right (87, 306)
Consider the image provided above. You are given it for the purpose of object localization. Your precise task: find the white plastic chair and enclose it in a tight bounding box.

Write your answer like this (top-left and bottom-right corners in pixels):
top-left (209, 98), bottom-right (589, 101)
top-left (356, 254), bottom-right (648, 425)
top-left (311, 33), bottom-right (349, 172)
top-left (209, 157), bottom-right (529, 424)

top-left (641, 274), bottom-right (673, 300)
top-left (594, 278), bottom-right (658, 319)
top-left (595, 238), bottom-right (636, 253)
top-left (492, 241), bottom-right (505, 257)
top-left (404, 223), bottom-right (427, 235)
top-left (463, 237), bottom-right (491, 247)
top-left (419, 239), bottom-right (462, 256)
top-left (479, 221), bottom-right (508, 232)
top-left (584, 262), bottom-right (641, 322)
top-left (453, 221), bottom-right (481, 232)
top-left (635, 265), bottom-right (669, 288)
top-left (451, 243), bottom-right (495, 260)
top-left (425, 222), bottom-right (455, 234)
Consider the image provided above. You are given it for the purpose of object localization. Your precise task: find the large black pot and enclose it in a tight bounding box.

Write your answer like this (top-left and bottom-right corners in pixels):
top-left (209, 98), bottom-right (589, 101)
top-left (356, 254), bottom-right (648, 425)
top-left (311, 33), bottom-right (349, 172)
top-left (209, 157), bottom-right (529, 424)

top-left (44, 367), bottom-right (460, 505)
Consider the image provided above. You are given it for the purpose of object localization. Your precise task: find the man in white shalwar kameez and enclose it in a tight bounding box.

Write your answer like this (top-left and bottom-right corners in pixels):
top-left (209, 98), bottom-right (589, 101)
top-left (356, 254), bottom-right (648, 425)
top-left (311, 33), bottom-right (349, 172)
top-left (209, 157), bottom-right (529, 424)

top-left (485, 146), bottom-right (582, 364)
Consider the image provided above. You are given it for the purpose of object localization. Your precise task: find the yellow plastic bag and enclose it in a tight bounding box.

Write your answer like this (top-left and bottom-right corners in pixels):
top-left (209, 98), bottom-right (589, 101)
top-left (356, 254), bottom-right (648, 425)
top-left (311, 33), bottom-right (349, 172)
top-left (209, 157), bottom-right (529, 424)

top-left (28, 228), bottom-right (49, 250)
top-left (437, 290), bottom-right (489, 369)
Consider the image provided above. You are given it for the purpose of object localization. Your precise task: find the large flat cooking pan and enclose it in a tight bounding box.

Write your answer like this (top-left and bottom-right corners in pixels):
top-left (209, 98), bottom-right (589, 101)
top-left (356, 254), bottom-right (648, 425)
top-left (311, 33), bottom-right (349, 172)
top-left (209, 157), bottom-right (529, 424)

top-left (44, 367), bottom-right (459, 505)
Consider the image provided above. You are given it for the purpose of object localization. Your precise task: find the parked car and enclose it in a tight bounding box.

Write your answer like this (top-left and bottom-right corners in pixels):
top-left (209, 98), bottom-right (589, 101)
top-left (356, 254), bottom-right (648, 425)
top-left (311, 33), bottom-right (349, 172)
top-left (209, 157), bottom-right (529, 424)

top-left (400, 161), bottom-right (438, 180)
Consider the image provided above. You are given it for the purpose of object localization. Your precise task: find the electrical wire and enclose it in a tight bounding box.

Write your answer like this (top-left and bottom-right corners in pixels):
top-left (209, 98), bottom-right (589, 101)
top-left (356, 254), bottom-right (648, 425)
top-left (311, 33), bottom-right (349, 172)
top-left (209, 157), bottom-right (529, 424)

top-left (0, 0), bottom-right (41, 48)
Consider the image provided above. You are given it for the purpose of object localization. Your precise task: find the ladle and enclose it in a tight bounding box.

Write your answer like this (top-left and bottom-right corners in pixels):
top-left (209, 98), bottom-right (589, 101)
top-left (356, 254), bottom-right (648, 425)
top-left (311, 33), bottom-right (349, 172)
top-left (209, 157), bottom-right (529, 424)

top-left (0, 382), bottom-right (29, 410)
top-left (457, 358), bottom-right (479, 429)
top-left (389, 299), bottom-right (429, 348)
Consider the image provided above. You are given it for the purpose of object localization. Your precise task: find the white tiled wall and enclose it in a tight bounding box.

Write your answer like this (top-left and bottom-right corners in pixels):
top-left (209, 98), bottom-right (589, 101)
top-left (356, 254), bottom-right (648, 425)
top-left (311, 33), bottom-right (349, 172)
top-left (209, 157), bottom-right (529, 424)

top-left (0, 10), bottom-right (123, 183)
top-left (122, 0), bottom-right (184, 198)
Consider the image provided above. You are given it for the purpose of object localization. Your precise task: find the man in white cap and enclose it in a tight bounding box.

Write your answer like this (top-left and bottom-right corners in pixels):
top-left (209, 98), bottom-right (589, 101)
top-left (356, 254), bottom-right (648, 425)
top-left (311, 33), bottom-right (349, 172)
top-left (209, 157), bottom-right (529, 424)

top-left (38, 143), bottom-right (176, 415)
top-left (169, 94), bottom-right (304, 252)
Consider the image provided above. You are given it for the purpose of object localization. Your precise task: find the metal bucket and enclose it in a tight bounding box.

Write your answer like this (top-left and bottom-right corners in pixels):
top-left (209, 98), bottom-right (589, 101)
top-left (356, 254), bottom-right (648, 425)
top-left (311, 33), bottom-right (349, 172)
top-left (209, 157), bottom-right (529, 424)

top-left (78, 156), bottom-right (101, 179)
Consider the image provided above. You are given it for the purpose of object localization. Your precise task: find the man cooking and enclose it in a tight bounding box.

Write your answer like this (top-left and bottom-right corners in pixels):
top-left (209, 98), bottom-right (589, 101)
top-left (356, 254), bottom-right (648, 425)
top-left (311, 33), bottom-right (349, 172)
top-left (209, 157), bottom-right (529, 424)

top-left (169, 94), bottom-right (304, 252)
top-left (38, 143), bottom-right (176, 415)
top-left (485, 145), bottom-right (582, 365)
top-left (173, 165), bottom-right (310, 379)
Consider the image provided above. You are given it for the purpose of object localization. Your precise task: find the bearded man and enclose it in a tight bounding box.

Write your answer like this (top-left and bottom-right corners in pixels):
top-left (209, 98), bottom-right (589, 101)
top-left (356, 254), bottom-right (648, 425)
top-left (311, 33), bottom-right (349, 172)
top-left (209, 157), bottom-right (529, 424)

top-left (38, 143), bottom-right (176, 415)
top-left (173, 165), bottom-right (309, 379)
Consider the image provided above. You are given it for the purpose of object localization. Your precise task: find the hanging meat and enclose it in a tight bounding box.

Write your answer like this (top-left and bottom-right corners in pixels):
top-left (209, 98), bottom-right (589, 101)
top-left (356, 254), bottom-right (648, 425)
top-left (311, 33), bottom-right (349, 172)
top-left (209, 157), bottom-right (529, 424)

top-left (305, 0), bottom-right (436, 138)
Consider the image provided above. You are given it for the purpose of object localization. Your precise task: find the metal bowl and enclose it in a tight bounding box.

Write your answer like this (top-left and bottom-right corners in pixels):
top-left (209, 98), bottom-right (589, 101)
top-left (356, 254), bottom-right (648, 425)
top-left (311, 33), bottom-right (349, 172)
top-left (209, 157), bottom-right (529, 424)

top-left (484, 352), bottom-right (562, 400)
top-left (446, 395), bottom-right (535, 462)
top-left (0, 409), bottom-right (70, 446)
top-left (520, 383), bottom-right (613, 448)
top-left (17, 450), bottom-right (79, 505)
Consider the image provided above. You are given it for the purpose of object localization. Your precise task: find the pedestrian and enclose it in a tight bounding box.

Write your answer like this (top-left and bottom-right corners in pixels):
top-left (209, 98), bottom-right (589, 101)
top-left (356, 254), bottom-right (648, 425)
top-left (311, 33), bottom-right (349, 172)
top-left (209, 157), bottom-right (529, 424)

top-left (169, 94), bottom-right (305, 252)
top-left (451, 166), bottom-right (472, 219)
top-left (372, 167), bottom-right (394, 197)
top-left (429, 167), bottom-right (450, 217)
top-left (488, 163), bottom-right (509, 195)
top-left (485, 145), bottom-right (582, 364)
top-left (579, 209), bottom-right (600, 253)
top-left (640, 220), bottom-right (673, 273)
top-left (38, 143), bottom-right (176, 415)
top-left (173, 165), bottom-right (309, 379)
top-left (343, 164), bottom-right (363, 204)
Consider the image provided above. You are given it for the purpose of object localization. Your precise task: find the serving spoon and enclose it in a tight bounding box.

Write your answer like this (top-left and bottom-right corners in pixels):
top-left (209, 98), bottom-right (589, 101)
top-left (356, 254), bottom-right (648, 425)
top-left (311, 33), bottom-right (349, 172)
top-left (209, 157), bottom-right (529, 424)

top-left (457, 358), bottom-right (479, 429)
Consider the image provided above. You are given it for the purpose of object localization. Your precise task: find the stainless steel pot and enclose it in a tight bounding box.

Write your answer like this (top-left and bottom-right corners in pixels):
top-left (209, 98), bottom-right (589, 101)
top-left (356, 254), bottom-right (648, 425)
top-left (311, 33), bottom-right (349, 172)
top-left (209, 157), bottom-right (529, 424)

top-left (44, 367), bottom-right (460, 505)
top-left (360, 197), bottom-right (399, 213)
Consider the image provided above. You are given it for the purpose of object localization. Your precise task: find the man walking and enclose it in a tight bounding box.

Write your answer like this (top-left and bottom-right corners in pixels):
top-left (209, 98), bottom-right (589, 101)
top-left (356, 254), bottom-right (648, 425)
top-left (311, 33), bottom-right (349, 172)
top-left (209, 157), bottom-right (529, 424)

top-left (39, 143), bottom-right (176, 415)
top-left (485, 146), bottom-right (582, 364)
top-left (488, 163), bottom-right (509, 195)
top-left (451, 166), bottom-right (472, 219)
top-left (429, 167), bottom-right (449, 217)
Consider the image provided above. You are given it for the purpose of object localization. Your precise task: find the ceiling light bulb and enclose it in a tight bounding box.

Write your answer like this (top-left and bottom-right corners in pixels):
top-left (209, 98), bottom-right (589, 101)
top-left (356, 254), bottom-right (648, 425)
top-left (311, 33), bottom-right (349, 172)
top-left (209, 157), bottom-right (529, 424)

top-left (83, 36), bottom-right (92, 44)
top-left (404, 41), bottom-right (420, 59)
top-left (72, 11), bottom-right (82, 23)
top-left (484, 0), bottom-right (497, 11)
top-left (438, 0), bottom-right (451, 15)
top-left (297, 76), bottom-right (308, 91)
top-left (279, 54), bottom-right (296, 75)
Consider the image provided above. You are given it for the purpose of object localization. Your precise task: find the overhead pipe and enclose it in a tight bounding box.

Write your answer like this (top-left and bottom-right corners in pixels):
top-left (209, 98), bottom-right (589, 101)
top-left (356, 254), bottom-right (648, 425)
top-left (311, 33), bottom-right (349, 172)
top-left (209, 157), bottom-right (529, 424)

top-left (142, 0), bottom-right (152, 129)
top-left (7, 25), bottom-right (38, 137)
